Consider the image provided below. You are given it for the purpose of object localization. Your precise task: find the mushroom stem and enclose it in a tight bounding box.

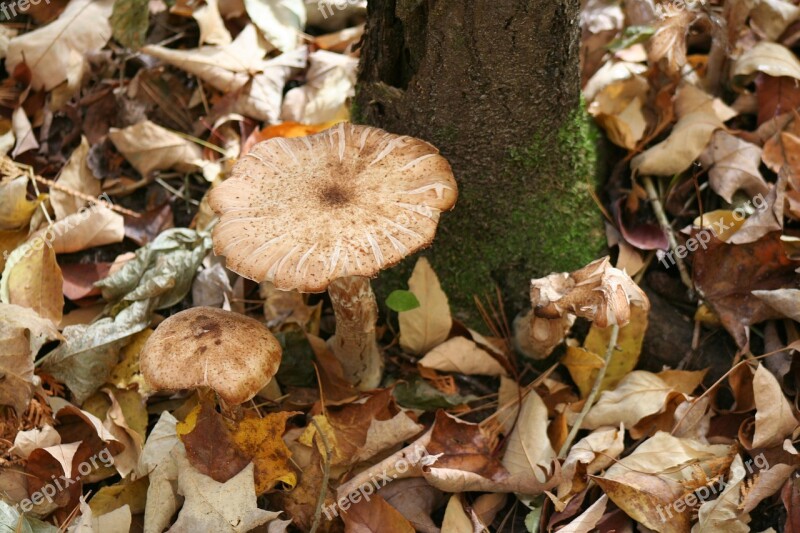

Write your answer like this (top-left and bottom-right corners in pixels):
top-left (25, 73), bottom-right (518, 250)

top-left (327, 276), bottom-right (383, 390)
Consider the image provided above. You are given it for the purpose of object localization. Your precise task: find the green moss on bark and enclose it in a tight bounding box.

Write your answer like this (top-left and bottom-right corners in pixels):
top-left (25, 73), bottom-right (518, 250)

top-left (375, 104), bottom-right (605, 327)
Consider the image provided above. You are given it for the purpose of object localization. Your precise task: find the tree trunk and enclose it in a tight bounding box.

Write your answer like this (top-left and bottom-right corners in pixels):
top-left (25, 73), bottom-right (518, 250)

top-left (356, 0), bottom-right (605, 325)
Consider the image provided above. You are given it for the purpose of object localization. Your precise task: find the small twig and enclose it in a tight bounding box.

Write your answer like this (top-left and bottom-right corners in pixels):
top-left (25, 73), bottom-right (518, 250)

top-left (309, 417), bottom-right (332, 533)
top-left (30, 174), bottom-right (141, 218)
top-left (642, 175), bottom-right (694, 296)
top-left (558, 323), bottom-right (620, 458)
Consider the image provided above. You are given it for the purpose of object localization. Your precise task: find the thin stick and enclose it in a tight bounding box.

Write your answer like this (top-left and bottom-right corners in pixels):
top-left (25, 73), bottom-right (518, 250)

top-left (558, 323), bottom-right (620, 458)
top-left (31, 174), bottom-right (141, 218)
top-left (642, 175), bottom-right (694, 295)
top-left (309, 417), bottom-right (332, 533)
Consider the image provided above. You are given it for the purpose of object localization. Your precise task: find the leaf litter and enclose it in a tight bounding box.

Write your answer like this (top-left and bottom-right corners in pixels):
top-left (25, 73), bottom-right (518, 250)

top-left (0, 0), bottom-right (798, 532)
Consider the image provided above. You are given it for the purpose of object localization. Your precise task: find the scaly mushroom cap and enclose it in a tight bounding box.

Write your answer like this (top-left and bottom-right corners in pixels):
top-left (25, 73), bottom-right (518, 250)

top-left (209, 123), bottom-right (458, 292)
top-left (141, 307), bottom-right (282, 405)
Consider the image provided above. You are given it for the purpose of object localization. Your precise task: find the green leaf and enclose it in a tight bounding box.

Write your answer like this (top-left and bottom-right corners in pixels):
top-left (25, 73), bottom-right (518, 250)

top-left (0, 496), bottom-right (59, 532)
top-left (111, 0), bottom-right (150, 50)
top-left (95, 228), bottom-right (212, 310)
top-left (606, 25), bottom-right (655, 53)
top-left (392, 377), bottom-right (475, 410)
top-left (385, 290), bottom-right (421, 312)
top-left (40, 300), bottom-right (152, 404)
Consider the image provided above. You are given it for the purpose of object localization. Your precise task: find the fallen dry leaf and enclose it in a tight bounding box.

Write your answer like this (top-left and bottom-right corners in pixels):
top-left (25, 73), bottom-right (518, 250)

top-left (399, 257), bottom-right (452, 355)
top-left (2, 240), bottom-right (63, 323)
top-left (752, 364), bottom-right (799, 448)
top-left (0, 304), bottom-right (61, 416)
top-left (6, 0), bottom-right (114, 91)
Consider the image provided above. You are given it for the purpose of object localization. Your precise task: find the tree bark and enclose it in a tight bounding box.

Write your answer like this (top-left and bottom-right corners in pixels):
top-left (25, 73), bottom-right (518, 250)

top-left (356, 0), bottom-right (605, 325)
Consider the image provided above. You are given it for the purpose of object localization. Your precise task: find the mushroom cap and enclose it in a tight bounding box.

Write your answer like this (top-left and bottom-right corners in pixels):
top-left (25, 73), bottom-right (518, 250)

top-left (209, 123), bottom-right (458, 292)
top-left (140, 307), bottom-right (282, 405)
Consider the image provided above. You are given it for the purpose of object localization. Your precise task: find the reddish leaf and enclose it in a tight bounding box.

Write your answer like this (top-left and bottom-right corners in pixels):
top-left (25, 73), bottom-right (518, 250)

top-left (179, 402), bottom-right (250, 484)
top-left (757, 74), bottom-right (800, 126)
top-left (782, 476), bottom-right (800, 532)
top-left (61, 262), bottom-right (111, 301)
top-left (692, 232), bottom-right (800, 347)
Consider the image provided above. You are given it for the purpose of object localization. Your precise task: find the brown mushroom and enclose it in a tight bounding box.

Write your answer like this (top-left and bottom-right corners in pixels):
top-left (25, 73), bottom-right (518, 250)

top-left (208, 123), bottom-right (457, 389)
top-left (140, 307), bottom-right (282, 411)
top-left (526, 257), bottom-right (650, 357)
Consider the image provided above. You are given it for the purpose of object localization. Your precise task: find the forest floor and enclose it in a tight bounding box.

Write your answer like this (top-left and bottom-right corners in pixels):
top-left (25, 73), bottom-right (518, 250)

top-left (0, 0), bottom-right (799, 532)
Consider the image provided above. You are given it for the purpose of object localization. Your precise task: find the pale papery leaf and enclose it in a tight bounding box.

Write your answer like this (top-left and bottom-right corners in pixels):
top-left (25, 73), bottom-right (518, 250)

top-left (243, 0), bottom-right (305, 53)
top-left (108, 121), bottom-right (206, 177)
top-left (647, 6), bottom-right (695, 76)
top-left (193, 0), bottom-right (232, 45)
top-left (229, 47), bottom-right (308, 123)
top-left (440, 495), bottom-right (473, 533)
top-left (169, 454), bottom-right (280, 533)
top-left (699, 130), bottom-right (770, 204)
top-left (10, 425), bottom-right (61, 459)
top-left (399, 257), bottom-right (452, 355)
top-left (51, 137), bottom-right (101, 221)
top-left (0, 500), bottom-right (58, 532)
top-left (501, 390), bottom-right (555, 485)
top-left (604, 431), bottom-right (731, 483)
top-left (142, 25), bottom-right (271, 92)
top-left (280, 49), bottom-right (358, 124)
top-left (750, 0), bottom-right (800, 41)
top-left (419, 336), bottom-right (507, 377)
top-left (752, 364), bottom-right (798, 448)
top-left (68, 499), bottom-right (132, 533)
top-left (691, 455), bottom-right (751, 533)
top-left (41, 442), bottom-right (82, 479)
top-left (0, 304), bottom-right (61, 416)
top-left (5, 0), bottom-right (114, 91)
top-left (557, 424), bottom-right (624, 499)
top-left (581, 371), bottom-right (678, 429)
top-left (753, 288), bottom-right (800, 322)
top-left (741, 463), bottom-right (795, 513)
top-left (588, 75), bottom-right (649, 149)
top-left (727, 168), bottom-right (786, 245)
top-left (44, 205), bottom-right (125, 255)
top-left (11, 107), bottom-right (39, 158)
top-left (734, 42), bottom-right (800, 81)
top-left (557, 495), bottom-right (608, 533)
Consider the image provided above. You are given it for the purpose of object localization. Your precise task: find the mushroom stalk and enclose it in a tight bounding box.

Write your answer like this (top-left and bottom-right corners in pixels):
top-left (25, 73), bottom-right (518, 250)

top-left (327, 275), bottom-right (383, 390)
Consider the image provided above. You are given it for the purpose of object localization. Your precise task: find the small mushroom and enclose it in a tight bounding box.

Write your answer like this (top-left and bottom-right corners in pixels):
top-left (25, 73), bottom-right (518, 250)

top-left (527, 257), bottom-right (650, 357)
top-left (140, 307), bottom-right (282, 412)
top-left (209, 123), bottom-right (457, 389)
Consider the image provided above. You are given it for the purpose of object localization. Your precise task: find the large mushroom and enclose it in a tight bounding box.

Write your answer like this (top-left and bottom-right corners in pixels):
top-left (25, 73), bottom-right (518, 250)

top-left (141, 307), bottom-right (282, 413)
top-left (209, 123), bottom-right (457, 389)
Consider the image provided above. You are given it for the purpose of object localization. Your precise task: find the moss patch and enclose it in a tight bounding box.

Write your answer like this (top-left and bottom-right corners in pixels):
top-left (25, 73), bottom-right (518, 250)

top-left (376, 103), bottom-right (606, 328)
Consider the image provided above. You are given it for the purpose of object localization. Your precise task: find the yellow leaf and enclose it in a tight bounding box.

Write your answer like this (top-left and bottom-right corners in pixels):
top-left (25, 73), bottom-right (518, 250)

top-left (565, 305), bottom-right (648, 398)
top-left (399, 257), bottom-right (452, 355)
top-left (177, 404), bottom-right (202, 438)
top-left (0, 176), bottom-right (41, 230)
top-left (3, 242), bottom-right (64, 324)
top-left (230, 411), bottom-right (298, 493)
top-left (563, 346), bottom-right (605, 399)
top-left (89, 477), bottom-right (149, 516)
top-left (109, 328), bottom-right (152, 391)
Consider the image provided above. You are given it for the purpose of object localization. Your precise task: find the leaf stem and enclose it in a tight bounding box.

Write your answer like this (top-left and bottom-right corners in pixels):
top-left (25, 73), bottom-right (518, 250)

top-left (309, 417), bottom-right (332, 533)
top-left (558, 323), bottom-right (620, 458)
